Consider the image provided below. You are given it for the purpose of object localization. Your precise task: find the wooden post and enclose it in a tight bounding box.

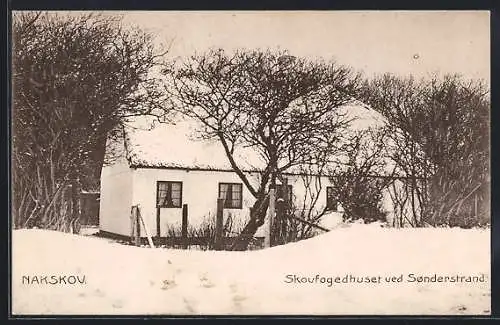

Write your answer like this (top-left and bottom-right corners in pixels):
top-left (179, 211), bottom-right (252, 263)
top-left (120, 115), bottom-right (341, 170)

top-left (138, 205), bottom-right (155, 248)
top-left (280, 177), bottom-right (289, 244)
top-left (215, 198), bottom-right (224, 250)
top-left (474, 193), bottom-right (478, 218)
top-left (265, 188), bottom-right (276, 248)
top-left (70, 178), bottom-right (81, 233)
top-left (182, 204), bottom-right (188, 249)
top-left (287, 213), bottom-right (330, 232)
top-left (275, 201), bottom-right (283, 246)
top-left (156, 206), bottom-right (161, 238)
top-left (130, 206), bottom-right (135, 242)
top-left (135, 206), bottom-right (141, 246)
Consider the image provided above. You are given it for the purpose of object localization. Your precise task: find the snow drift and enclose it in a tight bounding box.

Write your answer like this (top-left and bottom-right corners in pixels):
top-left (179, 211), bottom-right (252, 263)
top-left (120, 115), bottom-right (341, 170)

top-left (12, 224), bottom-right (490, 315)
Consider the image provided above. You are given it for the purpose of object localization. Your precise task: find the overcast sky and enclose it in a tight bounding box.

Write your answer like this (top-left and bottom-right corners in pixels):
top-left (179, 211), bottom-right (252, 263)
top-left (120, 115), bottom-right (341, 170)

top-left (117, 11), bottom-right (490, 82)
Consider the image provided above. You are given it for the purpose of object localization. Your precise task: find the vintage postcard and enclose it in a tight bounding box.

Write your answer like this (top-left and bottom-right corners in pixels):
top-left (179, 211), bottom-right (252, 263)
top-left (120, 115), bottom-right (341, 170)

top-left (10, 10), bottom-right (490, 315)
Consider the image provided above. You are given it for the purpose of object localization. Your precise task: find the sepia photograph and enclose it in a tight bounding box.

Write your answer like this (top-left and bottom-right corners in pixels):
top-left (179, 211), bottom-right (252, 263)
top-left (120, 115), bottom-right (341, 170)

top-left (10, 10), bottom-right (490, 315)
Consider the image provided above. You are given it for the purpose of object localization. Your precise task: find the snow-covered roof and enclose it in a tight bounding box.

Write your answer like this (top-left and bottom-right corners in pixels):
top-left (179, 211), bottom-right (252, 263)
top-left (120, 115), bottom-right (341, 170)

top-left (121, 100), bottom-right (393, 174)
top-left (124, 120), bottom-right (264, 171)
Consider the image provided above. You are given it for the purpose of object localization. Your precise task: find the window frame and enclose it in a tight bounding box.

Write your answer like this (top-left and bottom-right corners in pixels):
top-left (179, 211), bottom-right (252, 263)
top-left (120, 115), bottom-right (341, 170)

top-left (156, 181), bottom-right (183, 208)
top-left (218, 182), bottom-right (243, 209)
top-left (326, 186), bottom-right (338, 211)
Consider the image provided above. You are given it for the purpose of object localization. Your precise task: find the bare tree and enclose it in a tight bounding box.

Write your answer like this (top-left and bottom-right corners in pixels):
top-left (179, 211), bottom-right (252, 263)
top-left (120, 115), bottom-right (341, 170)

top-left (327, 127), bottom-right (395, 224)
top-left (164, 49), bottom-right (361, 250)
top-left (12, 12), bottom-right (171, 231)
top-left (360, 73), bottom-right (490, 228)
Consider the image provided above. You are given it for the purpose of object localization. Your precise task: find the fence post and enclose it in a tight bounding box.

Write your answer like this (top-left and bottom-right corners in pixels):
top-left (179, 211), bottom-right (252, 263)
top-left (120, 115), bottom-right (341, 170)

top-left (280, 177), bottom-right (289, 244)
top-left (130, 206), bottom-right (135, 243)
top-left (135, 206), bottom-right (141, 246)
top-left (137, 205), bottom-right (155, 248)
top-left (474, 193), bottom-right (478, 219)
top-left (70, 178), bottom-right (81, 233)
top-left (265, 188), bottom-right (275, 248)
top-left (215, 198), bottom-right (224, 250)
top-left (182, 204), bottom-right (188, 249)
top-left (275, 198), bottom-right (283, 246)
top-left (156, 206), bottom-right (161, 239)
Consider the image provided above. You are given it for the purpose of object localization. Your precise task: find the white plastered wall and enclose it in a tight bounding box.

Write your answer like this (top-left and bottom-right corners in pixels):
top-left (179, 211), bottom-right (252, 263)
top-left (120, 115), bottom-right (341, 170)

top-left (129, 168), bottom-right (355, 237)
top-left (99, 136), bottom-right (134, 236)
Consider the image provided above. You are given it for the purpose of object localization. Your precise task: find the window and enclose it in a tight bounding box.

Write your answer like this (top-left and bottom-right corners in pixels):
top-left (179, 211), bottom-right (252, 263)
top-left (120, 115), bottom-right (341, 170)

top-left (218, 183), bottom-right (243, 209)
top-left (275, 184), bottom-right (293, 202)
top-left (326, 186), bottom-right (338, 211)
top-left (157, 181), bottom-right (182, 208)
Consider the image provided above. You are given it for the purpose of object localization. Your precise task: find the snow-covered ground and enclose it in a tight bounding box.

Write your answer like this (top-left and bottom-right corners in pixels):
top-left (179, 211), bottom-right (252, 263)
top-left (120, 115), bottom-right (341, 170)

top-left (12, 224), bottom-right (490, 315)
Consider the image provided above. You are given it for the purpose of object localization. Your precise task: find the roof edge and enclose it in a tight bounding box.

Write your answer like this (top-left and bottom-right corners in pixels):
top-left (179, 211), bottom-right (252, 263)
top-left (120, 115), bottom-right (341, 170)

top-left (129, 164), bottom-right (424, 180)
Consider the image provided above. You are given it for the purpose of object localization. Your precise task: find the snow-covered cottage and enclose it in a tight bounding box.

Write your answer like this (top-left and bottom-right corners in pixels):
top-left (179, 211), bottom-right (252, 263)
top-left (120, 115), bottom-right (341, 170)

top-left (99, 101), bottom-right (406, 240)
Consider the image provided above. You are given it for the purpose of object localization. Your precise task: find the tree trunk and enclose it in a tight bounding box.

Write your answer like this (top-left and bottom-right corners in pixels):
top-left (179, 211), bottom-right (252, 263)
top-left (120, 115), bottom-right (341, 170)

top-left (230, 195), bottom-right (269, 251)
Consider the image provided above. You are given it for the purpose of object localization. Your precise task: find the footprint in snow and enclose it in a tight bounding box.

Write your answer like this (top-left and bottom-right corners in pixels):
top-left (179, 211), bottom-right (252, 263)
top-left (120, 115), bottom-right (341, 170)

top-left (183, 297), bottom-right (196, 313)
top-left (161, 279), bottom-right (177, 290)
top-left (233, 294), bottom-right (247, 303)
top-left (232, 293), bottom-right (247, 310)
top-left (199, 273), bottom-right (215, 288)
top-left (112, 300), bottom-right (123, 309)
top-left (94, 288), bottom-right (105, 297)
top-left (229, 283), bottom-right (247, 310)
